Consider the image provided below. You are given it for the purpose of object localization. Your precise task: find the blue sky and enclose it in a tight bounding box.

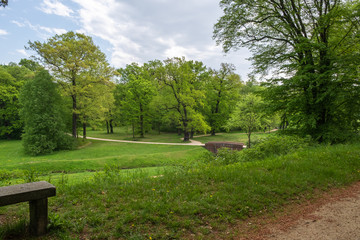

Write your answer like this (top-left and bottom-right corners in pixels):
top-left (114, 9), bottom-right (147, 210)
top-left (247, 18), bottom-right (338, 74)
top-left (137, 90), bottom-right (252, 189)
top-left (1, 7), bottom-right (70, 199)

top-left (0, 0), bottom-right (252, 79)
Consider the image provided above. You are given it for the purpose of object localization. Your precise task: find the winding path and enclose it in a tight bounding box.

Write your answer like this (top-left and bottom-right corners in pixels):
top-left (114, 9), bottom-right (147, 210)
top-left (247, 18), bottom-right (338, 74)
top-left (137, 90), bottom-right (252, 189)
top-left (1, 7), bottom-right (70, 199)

top-left (84, 136), bottom-right (205, 146)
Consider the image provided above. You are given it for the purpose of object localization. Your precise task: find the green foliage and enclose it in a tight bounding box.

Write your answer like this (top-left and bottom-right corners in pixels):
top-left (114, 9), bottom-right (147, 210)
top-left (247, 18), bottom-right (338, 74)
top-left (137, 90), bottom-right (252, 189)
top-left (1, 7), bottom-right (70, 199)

top-left (116, 63), bottom-right (156, 138)
top-left (226, 93), bottom-right (268, 148)
top-left (155, 57), bottom-right (210, 141)
top-left (18, 58), bottom-right (42, 71)
top-left (20, 70), bottom-right (73, 155)
top-left (202, 134), bottom-right (312, 165)
top-left (0, 65), bottom-right (33, 139)
top-left (28, 31), bottom-right (114, 138)
top-left (22, 168), bottom-right (39, 183)
top-left (214, 0), bottom-right (360, 143)
top-left (240, 135), bottom-right (312, 162)
top-left (204, 63), bottom-right (242, 135)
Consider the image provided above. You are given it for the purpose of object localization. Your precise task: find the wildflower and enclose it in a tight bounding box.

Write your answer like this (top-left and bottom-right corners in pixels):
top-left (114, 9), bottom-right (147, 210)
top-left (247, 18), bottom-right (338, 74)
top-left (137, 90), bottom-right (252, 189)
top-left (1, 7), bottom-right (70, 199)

top-left (152, 188), bottom-right (155, 191)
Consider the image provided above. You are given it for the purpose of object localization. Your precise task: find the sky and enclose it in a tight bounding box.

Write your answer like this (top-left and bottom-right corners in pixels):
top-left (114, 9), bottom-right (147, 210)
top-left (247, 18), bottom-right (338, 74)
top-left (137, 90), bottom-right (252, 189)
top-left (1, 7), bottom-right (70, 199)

top-left (0, 0), bottom-right (252, 80)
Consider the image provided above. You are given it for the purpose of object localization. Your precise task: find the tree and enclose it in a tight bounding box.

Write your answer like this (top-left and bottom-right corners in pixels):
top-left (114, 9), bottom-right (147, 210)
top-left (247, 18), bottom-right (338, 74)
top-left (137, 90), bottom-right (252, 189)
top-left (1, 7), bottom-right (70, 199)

top-left (155, 57), bottom-right (210, 141)
top-left (0, 0), bottom-right (8, 7)
top-left (19, 58), bottom-right (42, 72)
top-left (205, 63), bottom-right (242, 135)
top-left (77, 74), bottom-right (115, 139)
top-left (226, 94), bottom-right (266, 148)
top-left (117, 63), bottom-right (155, 138)
top-left (214, 0), bottom-right (360, 142)
top-left (19, 70), bottom-right (73, 155)
top-left (0, 64), bottom-right (33, 139)
top-left (28, 31), bottom-right (113, 138)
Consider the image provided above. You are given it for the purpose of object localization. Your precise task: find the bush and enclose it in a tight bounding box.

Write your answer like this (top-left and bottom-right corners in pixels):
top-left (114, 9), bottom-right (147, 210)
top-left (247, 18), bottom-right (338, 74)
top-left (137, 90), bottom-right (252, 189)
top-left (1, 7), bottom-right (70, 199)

top-left (200, 135), bottom-right (313, 165)
top-left (240, 134), bottom-right (313, 162)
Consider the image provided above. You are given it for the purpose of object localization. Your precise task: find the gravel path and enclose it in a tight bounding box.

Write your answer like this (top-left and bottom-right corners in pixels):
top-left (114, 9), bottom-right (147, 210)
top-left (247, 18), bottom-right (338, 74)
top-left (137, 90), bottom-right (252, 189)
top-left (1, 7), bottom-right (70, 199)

top-left (268, 183), bottom-right (360, 240)
top-left (226, 181), bottom-right (360, 240)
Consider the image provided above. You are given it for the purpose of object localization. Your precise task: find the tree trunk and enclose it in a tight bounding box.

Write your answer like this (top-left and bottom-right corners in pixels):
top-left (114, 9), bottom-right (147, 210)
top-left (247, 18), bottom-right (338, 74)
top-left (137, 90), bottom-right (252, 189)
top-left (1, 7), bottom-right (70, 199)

top-left (211, 129), bottom-right (216, 136)
top-left (177, 128), bottom-right (182, 135)
top-left (72, 95), bottom-right (77, 138)
top-left (139, 115), bottom-right (144, 138)
top-left (190, 130), bottom-right (194, 139)
top-left (83, 122), bottom-right (86, 140)
top-left (132, 123), bottom-right (135, 139)
top-left (139, 103), bottom-right (144, 138)
top-left (110, 119), bottom-right (113, 134)
top-left (183, 131), bottom-right (190, 142)
top-left (247, 127), bottom-right (251, 148)
top-left (106, 120), bottom-right (109, 134)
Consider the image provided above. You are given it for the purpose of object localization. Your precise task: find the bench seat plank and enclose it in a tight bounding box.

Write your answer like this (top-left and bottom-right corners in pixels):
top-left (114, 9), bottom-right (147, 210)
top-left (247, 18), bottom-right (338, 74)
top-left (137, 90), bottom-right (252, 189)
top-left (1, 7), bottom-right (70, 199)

top-left (0, 181), bottom-right (56, 206)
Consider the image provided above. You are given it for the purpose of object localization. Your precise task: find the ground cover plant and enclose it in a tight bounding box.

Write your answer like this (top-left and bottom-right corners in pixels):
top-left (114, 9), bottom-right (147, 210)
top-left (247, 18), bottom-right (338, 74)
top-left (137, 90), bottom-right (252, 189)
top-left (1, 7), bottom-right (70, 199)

top-left (1, 141), bottom-right (359, 239)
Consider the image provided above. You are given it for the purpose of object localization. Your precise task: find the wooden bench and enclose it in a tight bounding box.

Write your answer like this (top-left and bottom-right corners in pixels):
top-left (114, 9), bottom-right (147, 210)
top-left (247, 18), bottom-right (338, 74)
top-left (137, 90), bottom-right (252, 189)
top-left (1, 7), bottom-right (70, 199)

top-left (0, 181), bottom-right (56, 236)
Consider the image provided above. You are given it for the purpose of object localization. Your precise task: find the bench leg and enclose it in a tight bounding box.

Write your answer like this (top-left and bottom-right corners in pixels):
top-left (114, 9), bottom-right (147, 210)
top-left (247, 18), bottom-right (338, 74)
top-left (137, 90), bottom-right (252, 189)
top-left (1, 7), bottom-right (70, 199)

top-left (29, 198), bottom-right (48, 236)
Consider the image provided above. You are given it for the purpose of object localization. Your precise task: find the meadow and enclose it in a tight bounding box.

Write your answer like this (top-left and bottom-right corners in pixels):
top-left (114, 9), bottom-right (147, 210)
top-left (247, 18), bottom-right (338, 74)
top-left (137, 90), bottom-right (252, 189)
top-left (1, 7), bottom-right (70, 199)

top-left (0, 131), bottom-right (360, 239)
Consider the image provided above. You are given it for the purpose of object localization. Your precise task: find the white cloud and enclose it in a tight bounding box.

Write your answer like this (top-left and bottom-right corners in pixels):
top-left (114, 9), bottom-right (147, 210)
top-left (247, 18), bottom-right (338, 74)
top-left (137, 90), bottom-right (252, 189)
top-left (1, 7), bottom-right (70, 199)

top-left (15, 20), bottom-right (67, 38)
top-left (16, 49), bottom-right (29, 57)
top-left (11, 20), bottom-right (25, 27)
top-left (71, 0), bottom-right (146, 66)
top-left (39, 0), bottom-right (74, 17)
top-left (0, 29), bottom-right (8, 35)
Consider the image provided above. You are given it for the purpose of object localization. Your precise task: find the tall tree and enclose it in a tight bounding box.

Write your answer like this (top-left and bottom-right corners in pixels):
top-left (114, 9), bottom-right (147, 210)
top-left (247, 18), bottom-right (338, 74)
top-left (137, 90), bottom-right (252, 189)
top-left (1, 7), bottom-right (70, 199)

top-left (0, 64), bottom-right (33, 139)
top-left (155, 57), bottom-right (209, 141)
top-left (117, 63), bottom-right (155, 138)
top-left (28, 31), bottom-right (112, 138)
top-left (20, 70), bottom-right (72, 155)
top-left (205, 63), bottom-right (242, 135)
top-left (214, 0), bottom-right (360, 142)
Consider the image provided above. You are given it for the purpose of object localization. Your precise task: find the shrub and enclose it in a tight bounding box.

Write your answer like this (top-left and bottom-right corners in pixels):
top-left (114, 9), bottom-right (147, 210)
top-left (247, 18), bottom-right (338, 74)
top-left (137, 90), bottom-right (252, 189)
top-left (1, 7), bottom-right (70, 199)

top-left (240, 134), bottom-right (312, 162)
top-left (200, 135), bottom-right (313, 165)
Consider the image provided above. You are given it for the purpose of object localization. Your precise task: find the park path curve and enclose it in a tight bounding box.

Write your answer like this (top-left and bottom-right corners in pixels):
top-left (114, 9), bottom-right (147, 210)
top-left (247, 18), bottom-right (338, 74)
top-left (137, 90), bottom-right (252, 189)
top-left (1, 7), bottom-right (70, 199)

top-left (266, 181), bottom-right (360, 240)
top-left (84, 136), bottom-right (205, 146)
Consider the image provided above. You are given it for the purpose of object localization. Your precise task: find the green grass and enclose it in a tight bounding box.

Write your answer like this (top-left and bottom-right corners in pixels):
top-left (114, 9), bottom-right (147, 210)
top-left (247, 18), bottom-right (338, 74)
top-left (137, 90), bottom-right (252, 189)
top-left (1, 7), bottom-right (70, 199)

top-left (0, 140), bottom-right (205, 173)
top-left (1, 142), bottom-right (360, 239)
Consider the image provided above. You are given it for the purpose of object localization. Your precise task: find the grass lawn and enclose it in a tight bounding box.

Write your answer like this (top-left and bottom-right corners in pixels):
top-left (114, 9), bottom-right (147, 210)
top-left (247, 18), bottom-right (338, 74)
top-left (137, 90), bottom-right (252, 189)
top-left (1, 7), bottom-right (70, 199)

top-left (0, 139), bottom-right (206, 177)
top-left (1, 140), bottom-right (360, 239)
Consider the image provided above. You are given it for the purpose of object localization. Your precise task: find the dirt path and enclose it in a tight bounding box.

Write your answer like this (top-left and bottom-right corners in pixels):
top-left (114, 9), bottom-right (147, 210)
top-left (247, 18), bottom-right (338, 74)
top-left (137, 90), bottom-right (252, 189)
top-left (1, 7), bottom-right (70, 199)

top-left (267, 182), bottom-right (360, 240)
top-left (232, 181), bottom-right (360, 240)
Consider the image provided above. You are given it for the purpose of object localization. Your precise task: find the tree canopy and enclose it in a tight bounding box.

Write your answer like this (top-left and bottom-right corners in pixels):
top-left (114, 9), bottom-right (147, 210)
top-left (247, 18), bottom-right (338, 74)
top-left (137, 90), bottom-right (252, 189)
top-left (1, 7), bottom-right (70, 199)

top-left (214, 0), bottom-right (360, 142)
top-left (0, 0), bottom-right (8, 7)
top-left (20, 70), bottom-right (73, 155)
top-left (28, 31), bottom-right (114, 138)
